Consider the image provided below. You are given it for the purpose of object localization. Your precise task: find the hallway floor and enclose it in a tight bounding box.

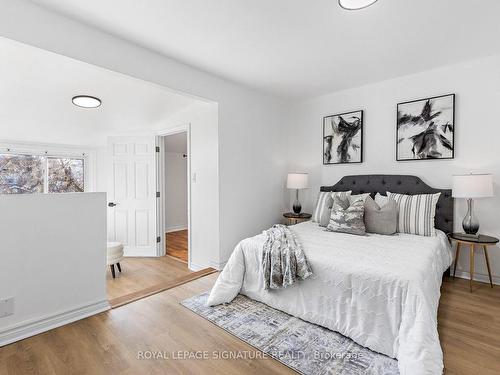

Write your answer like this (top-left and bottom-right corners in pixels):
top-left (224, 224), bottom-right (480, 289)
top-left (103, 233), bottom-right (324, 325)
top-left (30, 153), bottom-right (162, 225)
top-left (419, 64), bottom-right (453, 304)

top-left (166, 229), bottom-right (188, 262)
top-left (106, 254), bottom-right (215, 308)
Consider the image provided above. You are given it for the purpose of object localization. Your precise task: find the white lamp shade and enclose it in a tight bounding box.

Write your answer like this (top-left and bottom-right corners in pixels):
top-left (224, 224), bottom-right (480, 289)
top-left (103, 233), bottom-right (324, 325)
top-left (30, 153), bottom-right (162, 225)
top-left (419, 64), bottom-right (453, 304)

top-left (339, 0), bottom-right (378, 10)
top-left (452, 174), bottom-right (494, 198)
top-left (287, 173), bottom-right (308, 189)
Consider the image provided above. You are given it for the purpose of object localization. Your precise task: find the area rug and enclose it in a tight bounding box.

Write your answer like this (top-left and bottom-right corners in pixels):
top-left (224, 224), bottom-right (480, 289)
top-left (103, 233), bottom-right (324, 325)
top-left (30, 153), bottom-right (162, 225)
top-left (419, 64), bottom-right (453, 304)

top-left (181, 293), bottom-right (398, 375)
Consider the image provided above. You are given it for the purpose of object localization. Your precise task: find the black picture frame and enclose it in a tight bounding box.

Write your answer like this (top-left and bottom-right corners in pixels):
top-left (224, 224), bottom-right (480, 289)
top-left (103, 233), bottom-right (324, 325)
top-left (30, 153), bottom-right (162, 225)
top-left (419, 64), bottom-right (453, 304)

top-left (323, 110), bottom-right (363, 165)
top-left (396, 93), bottom-right (455, 161)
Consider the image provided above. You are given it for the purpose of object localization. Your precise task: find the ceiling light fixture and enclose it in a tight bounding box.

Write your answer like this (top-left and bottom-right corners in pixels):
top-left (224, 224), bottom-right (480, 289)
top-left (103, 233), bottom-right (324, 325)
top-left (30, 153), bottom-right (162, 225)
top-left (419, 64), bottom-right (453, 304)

top-left (338, 0), bottom-right (378, 10)
top-left (72, 95), bottom-right (101, 108)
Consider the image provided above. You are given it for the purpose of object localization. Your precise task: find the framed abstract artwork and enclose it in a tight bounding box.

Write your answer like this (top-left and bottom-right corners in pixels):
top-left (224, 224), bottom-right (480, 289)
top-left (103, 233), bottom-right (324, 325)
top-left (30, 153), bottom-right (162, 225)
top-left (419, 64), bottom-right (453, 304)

top-left (397, 94), bottom-right (455, 161)
top-left (323, 110), bottom-right (363, 165)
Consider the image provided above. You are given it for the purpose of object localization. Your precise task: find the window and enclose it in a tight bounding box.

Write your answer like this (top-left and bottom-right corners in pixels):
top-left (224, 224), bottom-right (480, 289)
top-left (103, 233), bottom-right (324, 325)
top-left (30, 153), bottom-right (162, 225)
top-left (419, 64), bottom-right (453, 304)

top-left (0, 153), bottom-right (85, 194)
top-left (47, 158), bottom-right (84, 193)
top-left (0, 154), bottom-right (44, 194)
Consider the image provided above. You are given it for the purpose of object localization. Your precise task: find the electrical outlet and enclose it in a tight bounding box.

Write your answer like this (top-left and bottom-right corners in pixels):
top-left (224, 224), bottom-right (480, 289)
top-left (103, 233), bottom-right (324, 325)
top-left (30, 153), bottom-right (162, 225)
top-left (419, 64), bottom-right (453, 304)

top-left (0, 297), bottom-right (14, 318)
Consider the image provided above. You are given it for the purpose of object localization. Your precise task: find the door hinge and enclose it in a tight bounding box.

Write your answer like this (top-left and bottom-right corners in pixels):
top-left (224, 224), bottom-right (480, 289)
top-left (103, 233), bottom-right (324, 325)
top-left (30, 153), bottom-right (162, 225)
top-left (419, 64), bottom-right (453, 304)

top-left (156, 191), bottom-right (160, 198)
top-left (155, 146), bottom-right (160, 152)
top-left (157, 236), bottom-right (161, 243)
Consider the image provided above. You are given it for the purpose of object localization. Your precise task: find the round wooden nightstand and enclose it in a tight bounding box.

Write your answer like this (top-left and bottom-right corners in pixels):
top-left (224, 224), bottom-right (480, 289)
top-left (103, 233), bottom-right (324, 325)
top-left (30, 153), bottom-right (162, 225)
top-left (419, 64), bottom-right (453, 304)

top-left (448, 233), bottom-right (499, 292)
top-left (283, 212), bottom-right (312, 226)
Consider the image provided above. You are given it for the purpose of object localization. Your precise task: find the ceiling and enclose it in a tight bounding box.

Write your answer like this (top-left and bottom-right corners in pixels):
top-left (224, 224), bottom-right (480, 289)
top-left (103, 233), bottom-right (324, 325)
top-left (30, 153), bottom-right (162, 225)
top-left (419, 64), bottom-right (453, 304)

top-left (30, 0), bottom-right (500, 98)
top-left (0, 38), bottom-right (197, 146)
top-left (164, 132), bottom-right (187, 154)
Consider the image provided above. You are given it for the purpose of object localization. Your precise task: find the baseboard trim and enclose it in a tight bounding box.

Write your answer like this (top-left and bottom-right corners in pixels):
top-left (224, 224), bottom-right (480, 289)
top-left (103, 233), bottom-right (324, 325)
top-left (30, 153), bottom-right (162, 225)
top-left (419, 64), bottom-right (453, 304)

top-left (188, 260), bottom-right (226, 272)
top-left (165, 226), bottom-right (188, 233)
top-left (453, 269), bottom-right (500, 286)
top-left (209, 260), bottom-right (227, 271)
top-left (0, 300), bottom-right (110, 347)
top-left (188, 261), bottom-right (205, 272)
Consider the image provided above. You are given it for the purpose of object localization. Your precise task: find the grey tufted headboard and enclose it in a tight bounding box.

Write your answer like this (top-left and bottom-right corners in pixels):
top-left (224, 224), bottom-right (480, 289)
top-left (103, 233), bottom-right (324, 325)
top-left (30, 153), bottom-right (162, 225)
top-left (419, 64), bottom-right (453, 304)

top-left (320, 175), bottom-right (453, 234)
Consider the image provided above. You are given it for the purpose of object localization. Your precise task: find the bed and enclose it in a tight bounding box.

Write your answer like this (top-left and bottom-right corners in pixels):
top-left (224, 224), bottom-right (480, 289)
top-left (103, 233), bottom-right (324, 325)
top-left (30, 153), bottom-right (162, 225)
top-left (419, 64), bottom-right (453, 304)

top-left (208, 175), bottom-right (454, 375)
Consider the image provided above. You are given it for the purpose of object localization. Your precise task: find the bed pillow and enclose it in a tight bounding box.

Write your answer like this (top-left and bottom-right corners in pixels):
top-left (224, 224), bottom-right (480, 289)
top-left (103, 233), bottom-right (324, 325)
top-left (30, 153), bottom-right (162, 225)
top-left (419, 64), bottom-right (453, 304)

top-left (349, 193), bottom-right (370, 204)
top-left (375, 193), bottom-right (390, 206)
top-left (364, 196), bottom-right (397, 235)
top-left (387, 191), bottom-right (441, 236)
top-left (319, 207), bottom-right (331, 227)
top-left (313, 190), bottom-right (351, 223)
top-left (326, 195), bottom-right (366, 235)
top-left (330, 191), bottom-right (370, 205)
top-left (318, 191), bottom-right (351, 227)
top-left (312, 192), bottom-right (331, 223)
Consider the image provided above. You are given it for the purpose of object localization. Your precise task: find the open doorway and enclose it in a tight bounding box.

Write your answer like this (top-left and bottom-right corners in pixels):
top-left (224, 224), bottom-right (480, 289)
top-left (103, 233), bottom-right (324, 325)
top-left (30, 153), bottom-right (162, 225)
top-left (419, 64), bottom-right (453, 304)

top-left (159, 131), bottom-right (189, 263)
top-left (155, 125), bottom-right (193, 267)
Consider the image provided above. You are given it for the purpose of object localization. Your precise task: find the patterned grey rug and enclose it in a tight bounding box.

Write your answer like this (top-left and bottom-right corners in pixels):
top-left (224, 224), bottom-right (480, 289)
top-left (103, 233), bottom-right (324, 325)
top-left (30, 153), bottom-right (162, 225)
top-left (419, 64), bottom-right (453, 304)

top-left (181, 293), bottom-right (398, 375)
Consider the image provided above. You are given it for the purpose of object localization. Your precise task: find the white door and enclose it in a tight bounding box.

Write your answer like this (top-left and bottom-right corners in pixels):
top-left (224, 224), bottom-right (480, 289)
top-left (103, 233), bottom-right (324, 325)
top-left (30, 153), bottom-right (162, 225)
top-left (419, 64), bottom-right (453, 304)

top-left (107, 136), bottom-right (157, 256)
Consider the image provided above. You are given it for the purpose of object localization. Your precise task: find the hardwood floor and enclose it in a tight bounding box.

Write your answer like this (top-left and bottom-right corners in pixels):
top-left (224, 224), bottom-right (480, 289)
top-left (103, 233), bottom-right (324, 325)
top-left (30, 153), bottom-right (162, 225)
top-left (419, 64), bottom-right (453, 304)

top-left (109, 267), bottom-right (217, 308)
top-left (1, 275), bottom-right (499, 374)
top-left (106, 254), bottom-right (217, 309)
top-left (1, 274), bottom-right (291, 375)
top-left (439, 277), bottom-right (500, 374)
top-left (166, 229), bottom-right (188, 262)
top-left (107, 255), bottom-right (193, 301)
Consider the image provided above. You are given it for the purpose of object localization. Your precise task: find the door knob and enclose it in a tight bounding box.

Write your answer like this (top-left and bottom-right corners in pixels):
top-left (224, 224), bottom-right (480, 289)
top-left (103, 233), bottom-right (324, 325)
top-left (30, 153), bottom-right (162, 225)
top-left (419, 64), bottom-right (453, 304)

top-left (108, 202), bottom-right (118, 207)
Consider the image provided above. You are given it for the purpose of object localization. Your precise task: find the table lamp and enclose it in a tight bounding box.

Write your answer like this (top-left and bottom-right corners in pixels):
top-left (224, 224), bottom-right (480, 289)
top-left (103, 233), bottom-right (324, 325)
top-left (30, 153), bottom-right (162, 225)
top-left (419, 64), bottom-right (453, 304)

top-left (287, 173), bottom-right (308, 215)
top-left (452, 173), bottom-right (494, 236)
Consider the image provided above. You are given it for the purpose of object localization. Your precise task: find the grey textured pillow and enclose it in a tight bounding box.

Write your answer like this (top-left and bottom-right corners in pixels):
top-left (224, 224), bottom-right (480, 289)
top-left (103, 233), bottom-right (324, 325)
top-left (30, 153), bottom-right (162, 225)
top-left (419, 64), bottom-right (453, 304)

top-left (364, 196), bottom-right (397, 235)
top-left (319, 191), bottom-right (351, 227)
top-left (326, 195), bottom-right (366, 235)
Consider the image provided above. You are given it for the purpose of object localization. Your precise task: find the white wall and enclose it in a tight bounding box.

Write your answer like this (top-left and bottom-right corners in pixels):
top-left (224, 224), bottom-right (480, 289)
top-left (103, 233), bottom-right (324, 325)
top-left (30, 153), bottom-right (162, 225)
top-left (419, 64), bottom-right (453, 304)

top-left (164, 149), bottom-right (188, 232)
top-left (163, 102), bottom-right (220, 270)
top-left (288, 54), bottom-right (500, 284)
top-left (0, 0), bottom-right (289, 268)
top-left (0, 193), bottom-right (108, 346)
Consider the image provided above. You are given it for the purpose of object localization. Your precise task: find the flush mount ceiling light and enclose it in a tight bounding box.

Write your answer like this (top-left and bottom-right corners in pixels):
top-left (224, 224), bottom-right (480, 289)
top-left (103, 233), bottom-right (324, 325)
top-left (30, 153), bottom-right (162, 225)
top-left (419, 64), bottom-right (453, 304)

top-left (72, 95), bottom-right (101, 108)
top-left (339, 0), bottom-right (378, 10)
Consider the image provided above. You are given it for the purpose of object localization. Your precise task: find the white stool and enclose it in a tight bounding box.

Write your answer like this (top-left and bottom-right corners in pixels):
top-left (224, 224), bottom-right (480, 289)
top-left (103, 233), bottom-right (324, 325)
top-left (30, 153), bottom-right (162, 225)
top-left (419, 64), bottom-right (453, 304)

top-left (107, 242), bottom-right (124, 278)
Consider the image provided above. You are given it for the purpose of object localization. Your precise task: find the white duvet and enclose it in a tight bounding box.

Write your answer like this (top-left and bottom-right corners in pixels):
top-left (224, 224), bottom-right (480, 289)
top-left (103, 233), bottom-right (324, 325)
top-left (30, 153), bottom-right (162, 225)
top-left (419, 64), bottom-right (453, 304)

top-left (208, 221), bottom-right (452, 375)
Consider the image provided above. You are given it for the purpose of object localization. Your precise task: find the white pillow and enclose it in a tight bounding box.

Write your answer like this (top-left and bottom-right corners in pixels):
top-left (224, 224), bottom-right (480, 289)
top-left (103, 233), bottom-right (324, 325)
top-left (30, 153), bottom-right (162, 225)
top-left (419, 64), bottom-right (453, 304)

top-left (387, 191), bottom-right (441, 236)
top-left (349, 193), bottom-right (370, 204)
top-left (375, 193), bottom-right (390, 206)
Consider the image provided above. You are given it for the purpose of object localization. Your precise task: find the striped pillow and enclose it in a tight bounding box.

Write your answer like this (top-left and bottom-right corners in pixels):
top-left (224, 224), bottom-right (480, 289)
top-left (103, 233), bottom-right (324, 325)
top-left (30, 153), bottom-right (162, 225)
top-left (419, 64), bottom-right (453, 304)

top-left (387, 191), bottom-right (441, 236)
top-left (312, 190), bottom-right (351, 223)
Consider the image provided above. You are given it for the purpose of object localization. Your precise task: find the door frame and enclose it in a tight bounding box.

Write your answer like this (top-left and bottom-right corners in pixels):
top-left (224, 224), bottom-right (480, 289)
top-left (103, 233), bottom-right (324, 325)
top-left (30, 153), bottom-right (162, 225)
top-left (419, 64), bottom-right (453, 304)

top-left (155, 124), bottom-right (191, 266)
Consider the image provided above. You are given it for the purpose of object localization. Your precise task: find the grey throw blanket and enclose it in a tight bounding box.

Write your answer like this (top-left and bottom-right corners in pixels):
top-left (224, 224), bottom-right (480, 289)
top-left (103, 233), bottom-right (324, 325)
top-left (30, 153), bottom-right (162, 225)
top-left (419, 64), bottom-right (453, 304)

top-left (262, 224), bottom-right (313, 290)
